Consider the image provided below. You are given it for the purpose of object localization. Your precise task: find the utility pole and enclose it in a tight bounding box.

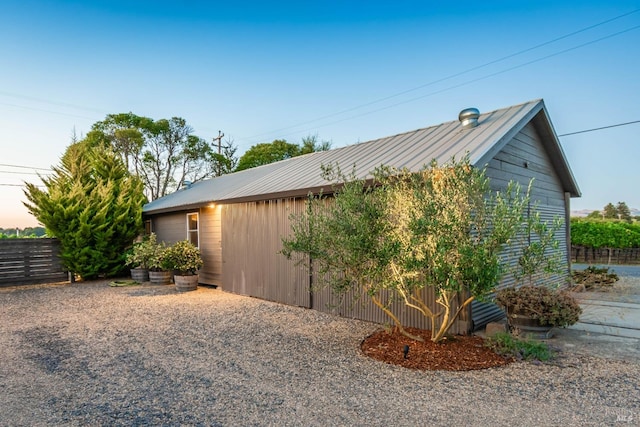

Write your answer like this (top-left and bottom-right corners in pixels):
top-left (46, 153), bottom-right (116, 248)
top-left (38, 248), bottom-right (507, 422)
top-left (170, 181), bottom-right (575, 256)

top-left (212, 130), bottom-right (225, 177)
top-left (213, 130), bottom-right (224, 155)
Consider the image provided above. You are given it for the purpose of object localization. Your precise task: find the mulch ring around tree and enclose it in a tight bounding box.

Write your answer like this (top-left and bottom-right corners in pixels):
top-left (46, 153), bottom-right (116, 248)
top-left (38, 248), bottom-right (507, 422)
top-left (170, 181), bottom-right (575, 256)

top-left (361, 327), bottom-right (513, 371)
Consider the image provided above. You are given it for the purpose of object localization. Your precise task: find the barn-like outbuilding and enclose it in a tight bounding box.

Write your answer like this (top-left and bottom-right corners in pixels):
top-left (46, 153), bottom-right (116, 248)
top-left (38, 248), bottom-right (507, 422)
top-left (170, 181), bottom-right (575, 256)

top-left (143, 99), bottom-right (580, 333)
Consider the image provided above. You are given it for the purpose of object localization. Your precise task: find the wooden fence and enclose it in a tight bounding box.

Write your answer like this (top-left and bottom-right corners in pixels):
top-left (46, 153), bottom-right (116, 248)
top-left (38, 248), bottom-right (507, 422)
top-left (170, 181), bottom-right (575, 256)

top-left (571, 245), bottom-right (640, 265)
top-left (0, 238), bottom-right (67, 286)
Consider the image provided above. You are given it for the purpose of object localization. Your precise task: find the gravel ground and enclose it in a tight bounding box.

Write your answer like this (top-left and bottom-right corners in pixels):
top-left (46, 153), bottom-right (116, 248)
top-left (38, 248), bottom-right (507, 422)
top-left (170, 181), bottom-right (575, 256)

top-left (0, 280), bottom-right (638, 426)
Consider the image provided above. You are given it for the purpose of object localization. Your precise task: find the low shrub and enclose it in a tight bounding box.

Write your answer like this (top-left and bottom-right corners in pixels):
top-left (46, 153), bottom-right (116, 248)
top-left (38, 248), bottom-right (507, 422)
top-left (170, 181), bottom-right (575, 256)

top-left (571, 266), bottom-right (618, 289)
top-left (485, 332), bottom-right (553, 361)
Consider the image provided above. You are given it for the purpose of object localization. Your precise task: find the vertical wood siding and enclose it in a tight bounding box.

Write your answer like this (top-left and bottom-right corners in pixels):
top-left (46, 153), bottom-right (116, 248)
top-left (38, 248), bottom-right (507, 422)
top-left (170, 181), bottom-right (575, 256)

top-left (222, 199), bottom-right (310, 307)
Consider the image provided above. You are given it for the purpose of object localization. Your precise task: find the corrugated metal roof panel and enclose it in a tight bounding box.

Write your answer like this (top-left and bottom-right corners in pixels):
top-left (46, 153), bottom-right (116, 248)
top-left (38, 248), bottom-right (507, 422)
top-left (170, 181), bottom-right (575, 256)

top-left (144, 99), bottom-right (579, 214)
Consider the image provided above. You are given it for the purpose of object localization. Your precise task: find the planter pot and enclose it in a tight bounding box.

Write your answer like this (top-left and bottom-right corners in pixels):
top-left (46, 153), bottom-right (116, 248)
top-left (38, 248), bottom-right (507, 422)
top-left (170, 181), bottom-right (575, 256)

top-left (174, 274), bottom-right (198, 292)
top-left (149, 270), bottom-right (172, 285)
top-left (507, 311), bottom-right (554, 339)
top-left (130, 268), bottom-right (149, 283)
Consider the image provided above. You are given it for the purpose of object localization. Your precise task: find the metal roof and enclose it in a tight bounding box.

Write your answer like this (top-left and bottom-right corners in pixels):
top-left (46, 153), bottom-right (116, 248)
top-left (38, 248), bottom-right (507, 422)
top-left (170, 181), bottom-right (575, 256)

top-left (143, 99), bottom-right (580, 215)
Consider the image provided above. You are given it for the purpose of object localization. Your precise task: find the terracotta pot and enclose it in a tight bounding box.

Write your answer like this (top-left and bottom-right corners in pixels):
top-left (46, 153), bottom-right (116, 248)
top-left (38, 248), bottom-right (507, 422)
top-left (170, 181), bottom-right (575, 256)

top-left (130, 268), bottom-right (149, 283)
top-left (149, 270), bottom-right (172, 285)
top-left (174, 274), bottom-right (198, 292)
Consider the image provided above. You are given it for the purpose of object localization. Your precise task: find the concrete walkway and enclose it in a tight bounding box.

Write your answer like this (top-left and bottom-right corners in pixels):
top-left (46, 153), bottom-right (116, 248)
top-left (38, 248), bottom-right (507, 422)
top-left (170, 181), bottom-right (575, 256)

top-left (570, 291), bottom-right (640, 339)
top-left (553, 271), bottom-right (640, 360)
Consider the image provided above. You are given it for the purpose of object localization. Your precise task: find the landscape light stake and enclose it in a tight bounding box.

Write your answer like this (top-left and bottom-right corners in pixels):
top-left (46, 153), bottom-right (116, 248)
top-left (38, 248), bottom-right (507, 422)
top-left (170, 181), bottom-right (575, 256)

top-left (403, 345), bottom-right (410, 359)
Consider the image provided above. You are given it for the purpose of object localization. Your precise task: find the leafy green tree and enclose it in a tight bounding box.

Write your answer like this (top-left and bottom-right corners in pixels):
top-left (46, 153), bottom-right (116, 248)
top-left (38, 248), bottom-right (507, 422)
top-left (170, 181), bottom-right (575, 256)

top-left (23, 142), bottom-right (147, 279)
top-left (86, 113), bottom-right (235, 200)
top-left (616, 201), bottom-right (632, 222)
top-left (236, 139), bottom-right (301, 172)
top-left (282, 157), bottom-right (532, 342)
top-left (236, 135), bottom-right (331, 172)
top-left (586, 210), bottom-right (602, 219)
top-left (300, 134), bottom-right (332, 154)
top-left (211, 137), bottom-right (239, 176)
top-left (603, 203), bottom-right (617, 219)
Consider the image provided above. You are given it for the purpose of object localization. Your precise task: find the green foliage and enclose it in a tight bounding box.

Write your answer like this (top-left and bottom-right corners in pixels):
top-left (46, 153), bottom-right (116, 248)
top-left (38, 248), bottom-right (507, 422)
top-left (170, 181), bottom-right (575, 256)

top-left (511, 211), bottom-right (564, 287)
top-left (0, 227), bottom-right (46, 238)
top-left (616, 202), bottom-right (632, 222)
top-left (86, 113), bottom-right (238, 201)
top-left (485, 332), bottom-right (553, 361)
top-left (603, 202), bottom-right (617, 219)
top-left (282, 157), bottom-right (532, 342)
top-left (236, 135), bottom-right (331, 172)
top-left (495, 285), bottom-right (582, 327)
top-left (162, 240), bottom-right (203, 275)
top-left (125, 233), bottom-right (162, 269)
top-left (571, 219), bottom-right (640, 248)
top-left (23, 142), bottom-right (147, 279)
top-left (236, 139), bottom-right (301, 172)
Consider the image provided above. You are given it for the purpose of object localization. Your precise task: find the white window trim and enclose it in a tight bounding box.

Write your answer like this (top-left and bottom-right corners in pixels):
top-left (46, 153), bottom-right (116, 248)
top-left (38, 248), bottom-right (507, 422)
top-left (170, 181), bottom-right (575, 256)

top-left (186, 212), bottom-right (199, 248)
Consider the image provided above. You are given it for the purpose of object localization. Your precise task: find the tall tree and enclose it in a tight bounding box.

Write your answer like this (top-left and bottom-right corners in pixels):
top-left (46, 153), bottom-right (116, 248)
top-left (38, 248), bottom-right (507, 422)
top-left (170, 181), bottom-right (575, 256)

top-left (603, 203), bottom-right (617, 219)
top-left (236, 139), bottom-right (301, 172)
top-left (211, 136), bottom-right (239, 177)
top-left (616, 201), bottom-right (632, 222)
top-left (23, 142), bottom-right (147, 279)
top-left (300, 134), bottom-right (332, 154)
top-left (236, 135), bottom-right (331, 172)
top-left (86, 113), bottom-right (234, 201)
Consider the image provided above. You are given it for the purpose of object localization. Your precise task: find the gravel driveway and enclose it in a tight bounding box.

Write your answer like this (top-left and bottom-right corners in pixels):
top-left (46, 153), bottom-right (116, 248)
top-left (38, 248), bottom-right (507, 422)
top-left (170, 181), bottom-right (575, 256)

top-left (1, 281), bottom-right (638, 426)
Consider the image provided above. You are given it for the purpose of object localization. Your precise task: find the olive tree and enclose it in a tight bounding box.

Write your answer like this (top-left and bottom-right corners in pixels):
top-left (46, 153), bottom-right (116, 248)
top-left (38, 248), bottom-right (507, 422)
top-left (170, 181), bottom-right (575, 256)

top-left (282, 157), bottom-right (531, 342)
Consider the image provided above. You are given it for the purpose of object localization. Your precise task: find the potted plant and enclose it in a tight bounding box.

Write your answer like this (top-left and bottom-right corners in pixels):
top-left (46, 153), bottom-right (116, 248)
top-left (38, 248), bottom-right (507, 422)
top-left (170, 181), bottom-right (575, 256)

top-left (146, 238), bottom-right (172, 285)
top-left (495, 285), bottom-right (582, 336)
top-left (162, 240), bottom-right (203, 291)
top-left (125, 233), bottom-right (160, 283)
top-left (494, 211), bottom-right (582, 338)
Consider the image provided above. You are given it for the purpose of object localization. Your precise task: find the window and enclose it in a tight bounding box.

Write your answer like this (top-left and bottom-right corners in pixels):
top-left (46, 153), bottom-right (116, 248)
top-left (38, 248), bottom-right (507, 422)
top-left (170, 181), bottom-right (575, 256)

top-left (187, 213), bottom-right (199, 247)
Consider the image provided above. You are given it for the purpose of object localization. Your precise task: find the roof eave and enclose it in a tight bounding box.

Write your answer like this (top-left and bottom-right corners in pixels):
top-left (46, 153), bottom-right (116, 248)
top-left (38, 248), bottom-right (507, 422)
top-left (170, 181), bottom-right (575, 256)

top-left (474, 99), bottom-right (581, 198)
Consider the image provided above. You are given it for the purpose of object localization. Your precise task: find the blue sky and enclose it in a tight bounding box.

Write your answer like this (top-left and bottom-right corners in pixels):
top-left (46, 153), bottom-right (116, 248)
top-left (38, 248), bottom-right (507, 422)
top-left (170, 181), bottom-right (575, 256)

top-left (1, 1), bottom-right (639, 227)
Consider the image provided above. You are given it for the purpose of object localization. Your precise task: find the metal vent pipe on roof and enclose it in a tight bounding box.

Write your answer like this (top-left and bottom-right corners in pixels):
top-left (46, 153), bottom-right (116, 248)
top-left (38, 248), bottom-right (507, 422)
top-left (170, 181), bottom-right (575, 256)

top-left (458, 107), bottom-right (480, 129)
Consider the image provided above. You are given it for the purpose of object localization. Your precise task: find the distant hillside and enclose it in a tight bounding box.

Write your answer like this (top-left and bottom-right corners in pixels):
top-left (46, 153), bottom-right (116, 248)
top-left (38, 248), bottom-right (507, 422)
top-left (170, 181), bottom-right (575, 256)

top-left (571, 208), bottom-right (640, 218)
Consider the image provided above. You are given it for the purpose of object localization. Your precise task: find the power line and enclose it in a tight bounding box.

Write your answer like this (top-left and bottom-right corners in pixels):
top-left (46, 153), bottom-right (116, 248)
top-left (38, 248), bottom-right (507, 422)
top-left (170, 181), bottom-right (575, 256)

top-left (237, 9), bottom-right (640, 144)
top-left (0, 183), bottom-right (45, 187)
top-left (0, 101), bottom-right (99, 121)
top-left (0, 163), bottom-right (51, 171)
top-left (247, 23), bottom-right (640, 143)
top-left (558, 120), bottom-right (640, 137)
top-left (0, 90), bottom-right (106, 114)
top-left (0, 170), bottom-right (49, 176)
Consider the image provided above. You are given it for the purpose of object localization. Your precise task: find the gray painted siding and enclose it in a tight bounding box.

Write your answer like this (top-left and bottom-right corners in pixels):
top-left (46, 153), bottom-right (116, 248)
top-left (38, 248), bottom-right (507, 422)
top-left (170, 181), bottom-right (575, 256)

top-left (472, 123), bottom-right (570, 329)
top-left (221, 199), bottom-right (310, 307)
top-left (220, 197), bottom-right (470, 334)
top-left (199, 205), bottom-right (223, 285)
top-left (153, 212), bottom-right (189, 244)
top-left (312, 284), bottom-right (470, 335)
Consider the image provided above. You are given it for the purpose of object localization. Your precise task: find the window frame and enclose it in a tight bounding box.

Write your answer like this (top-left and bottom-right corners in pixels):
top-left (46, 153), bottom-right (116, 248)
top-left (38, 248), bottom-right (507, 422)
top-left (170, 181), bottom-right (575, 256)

top-left (186, 212), bottom-right (199, 248)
